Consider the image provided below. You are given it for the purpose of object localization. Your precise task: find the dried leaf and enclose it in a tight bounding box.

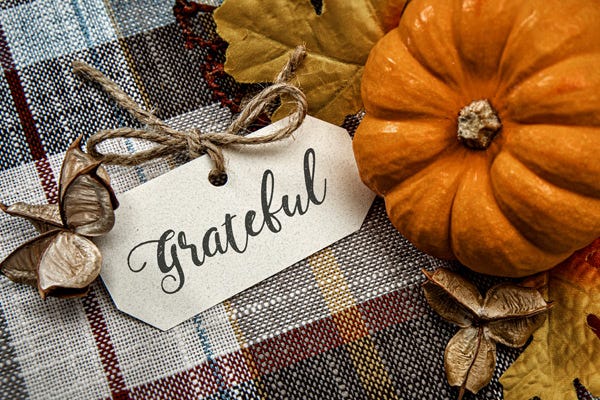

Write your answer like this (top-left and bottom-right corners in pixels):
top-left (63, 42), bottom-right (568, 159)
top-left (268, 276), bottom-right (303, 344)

top-left (0, 202), bottom-right (62, 233)
top-left (37, 231), bottom-right (102, 299)
top-left (62, 166), bottom-right (116, 236)
top-left (501, 238), bottom-right (600, 400)
top-left (445, 327), bottom-right (496, 395)
top-left (0, 230), bottom-right (58, 285)
top-left (214, 0), bottom-right (407, 124)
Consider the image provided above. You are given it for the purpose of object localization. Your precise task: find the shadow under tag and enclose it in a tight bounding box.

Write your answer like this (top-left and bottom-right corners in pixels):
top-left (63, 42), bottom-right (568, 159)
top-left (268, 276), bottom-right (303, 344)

top-left (96, 116), bottom-right (375, 330)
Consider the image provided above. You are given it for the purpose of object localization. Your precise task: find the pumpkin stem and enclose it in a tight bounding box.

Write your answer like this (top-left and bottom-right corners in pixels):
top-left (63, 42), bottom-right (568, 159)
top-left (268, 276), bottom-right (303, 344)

top-left (457, 99), bottom-right (501, 150)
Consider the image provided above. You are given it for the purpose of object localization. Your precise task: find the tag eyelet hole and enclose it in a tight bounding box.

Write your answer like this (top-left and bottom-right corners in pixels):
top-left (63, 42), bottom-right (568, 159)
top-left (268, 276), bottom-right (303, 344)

top-left (208, 171), bottom-right (228, 187)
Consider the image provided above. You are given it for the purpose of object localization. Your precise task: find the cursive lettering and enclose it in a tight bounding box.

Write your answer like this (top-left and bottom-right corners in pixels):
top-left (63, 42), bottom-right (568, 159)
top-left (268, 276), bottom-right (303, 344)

top-left (127, 148), bottom-right (327, 294)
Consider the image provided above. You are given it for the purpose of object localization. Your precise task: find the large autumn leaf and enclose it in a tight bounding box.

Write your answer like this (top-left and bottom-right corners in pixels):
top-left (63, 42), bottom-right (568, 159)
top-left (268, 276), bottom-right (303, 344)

top-left (501, 238), bottom-right (600, 400)
top-left (214, 0), bottom-right (407, 124)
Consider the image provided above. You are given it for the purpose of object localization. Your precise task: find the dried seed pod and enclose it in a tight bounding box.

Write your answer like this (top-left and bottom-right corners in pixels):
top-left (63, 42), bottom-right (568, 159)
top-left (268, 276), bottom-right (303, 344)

top-left (0, 137), bottom-right (118, 299)
top-left (422, 269), bottom-right (551, 399)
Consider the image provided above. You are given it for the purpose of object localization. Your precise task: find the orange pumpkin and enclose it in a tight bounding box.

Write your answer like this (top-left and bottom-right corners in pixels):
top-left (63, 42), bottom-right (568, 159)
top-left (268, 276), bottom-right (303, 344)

top-left (353, 0), bottom-right (600, 277)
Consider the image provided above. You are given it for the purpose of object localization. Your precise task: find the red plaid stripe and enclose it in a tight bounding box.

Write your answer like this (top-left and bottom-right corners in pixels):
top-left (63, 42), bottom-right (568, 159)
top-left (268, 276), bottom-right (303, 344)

top-left (121, 285), bottom-right (424, 399)
top-left (1, 22), bottom-right (131, 399)
top-left (0, 23), bottom-right (58, 205)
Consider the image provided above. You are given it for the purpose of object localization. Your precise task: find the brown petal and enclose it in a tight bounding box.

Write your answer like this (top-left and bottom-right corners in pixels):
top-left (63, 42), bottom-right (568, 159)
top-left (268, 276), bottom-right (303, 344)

top-left (445, 327), bottom-right (496, 396)
top-left (59, 137), bottom-right (118, 211)
top-left (1, 202), bottom-right (63, 232)
top-left (37, 231), bottom-right (102, 299)
top-left (60, 136), bottom-right (111, 195)
top-left (423, 279), bottom-right (475, 328)
top-left (0, 230), bottom-right (59, 286)
top-left (484, 312), bottom-right (547, 348)
top-left (422, 269), bottom-right (483, 318)
top-left (61, 165), bottom-right (117, 236)
top-left (480, 284), bottom-right (550, 320)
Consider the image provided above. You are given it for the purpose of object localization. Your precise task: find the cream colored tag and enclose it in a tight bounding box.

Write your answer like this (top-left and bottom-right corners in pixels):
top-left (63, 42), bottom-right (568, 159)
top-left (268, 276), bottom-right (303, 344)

top-left (97, 116), bottom-right (375, 330)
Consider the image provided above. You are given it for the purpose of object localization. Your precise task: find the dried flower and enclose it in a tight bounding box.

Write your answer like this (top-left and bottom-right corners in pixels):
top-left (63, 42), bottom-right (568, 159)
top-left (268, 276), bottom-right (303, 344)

top-left (0, 137), bottom-right (118, 299)
top-left (422, 268), bottom-right (551, 400)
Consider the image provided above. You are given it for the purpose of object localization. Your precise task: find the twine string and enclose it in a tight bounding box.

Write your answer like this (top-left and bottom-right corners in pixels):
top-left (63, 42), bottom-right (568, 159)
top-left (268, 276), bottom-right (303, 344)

top-left (72, 45), bottom-right (308, 179)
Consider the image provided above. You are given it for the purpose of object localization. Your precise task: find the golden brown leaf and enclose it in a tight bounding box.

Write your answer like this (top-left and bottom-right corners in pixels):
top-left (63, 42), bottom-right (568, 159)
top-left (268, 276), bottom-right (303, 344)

top-left (501, 238), bottom-right (600, 400)
top-left (214, 0), bottom-right (407, 124)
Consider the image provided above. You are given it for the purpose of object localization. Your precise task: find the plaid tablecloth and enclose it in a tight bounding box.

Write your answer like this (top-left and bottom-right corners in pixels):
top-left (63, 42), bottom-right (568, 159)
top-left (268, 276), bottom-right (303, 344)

top-left (0, 1), bottom-right (596, 399)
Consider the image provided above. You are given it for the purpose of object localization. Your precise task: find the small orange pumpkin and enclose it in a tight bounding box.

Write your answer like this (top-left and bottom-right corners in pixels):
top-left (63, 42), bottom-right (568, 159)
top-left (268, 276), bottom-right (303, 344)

top-left (353, 0), bottom-right (600, 277)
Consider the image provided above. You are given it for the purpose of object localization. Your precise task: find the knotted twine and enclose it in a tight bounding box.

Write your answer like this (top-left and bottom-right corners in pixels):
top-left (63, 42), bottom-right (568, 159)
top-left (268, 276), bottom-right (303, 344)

top-left (72, 45), bottom-right (308, 181)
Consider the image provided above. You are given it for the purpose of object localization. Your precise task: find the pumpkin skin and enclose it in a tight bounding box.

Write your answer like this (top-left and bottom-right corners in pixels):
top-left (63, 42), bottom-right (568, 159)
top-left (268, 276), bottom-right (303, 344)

top-left (353, 0), bottom-right (600, 277)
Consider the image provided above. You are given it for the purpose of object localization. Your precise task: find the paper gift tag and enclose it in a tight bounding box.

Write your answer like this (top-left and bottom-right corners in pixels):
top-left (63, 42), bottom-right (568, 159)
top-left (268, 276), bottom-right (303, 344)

top-left (97, 116), bottom-right (375, 330)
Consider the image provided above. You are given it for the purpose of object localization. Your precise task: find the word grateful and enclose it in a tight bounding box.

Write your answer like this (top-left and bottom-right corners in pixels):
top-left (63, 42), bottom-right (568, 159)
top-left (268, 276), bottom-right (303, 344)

top-left (127, 148), bottom-right (327, 294)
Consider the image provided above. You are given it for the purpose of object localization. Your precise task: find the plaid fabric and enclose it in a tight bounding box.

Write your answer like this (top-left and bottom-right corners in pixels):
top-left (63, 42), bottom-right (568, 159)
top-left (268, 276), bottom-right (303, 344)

top-left (0, 1), bottom-right (596, 399)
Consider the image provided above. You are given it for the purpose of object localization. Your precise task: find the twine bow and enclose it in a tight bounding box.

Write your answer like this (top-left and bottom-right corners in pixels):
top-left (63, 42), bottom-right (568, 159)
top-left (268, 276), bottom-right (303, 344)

top-left (72, 45), bottom-right (308, 180)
